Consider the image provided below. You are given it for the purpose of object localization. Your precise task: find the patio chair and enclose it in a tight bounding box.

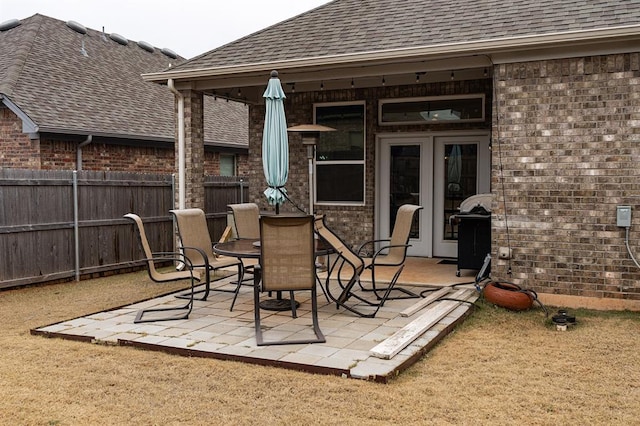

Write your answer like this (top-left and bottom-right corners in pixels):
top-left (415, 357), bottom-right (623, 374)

top-left (254, 215), bottom-right (325, 345)
top-left (356, 204), bottom-right (423, 300)
top-left (228, 203), bottom-right (260, 281)
top-left (170, 208), bottom-right (244, 307)
top-left (228, 203), bottom-right (260, 239)
top-left (314, 215), bottom-right (402, 318)
top-left (123, 213), bottom-right (196, 323)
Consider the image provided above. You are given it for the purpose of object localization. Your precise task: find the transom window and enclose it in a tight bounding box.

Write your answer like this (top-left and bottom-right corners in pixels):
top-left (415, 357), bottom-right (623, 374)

top-left (314, 102), bottom-right (365, 204)
top-left (379, 94), bottom-right (485, 125)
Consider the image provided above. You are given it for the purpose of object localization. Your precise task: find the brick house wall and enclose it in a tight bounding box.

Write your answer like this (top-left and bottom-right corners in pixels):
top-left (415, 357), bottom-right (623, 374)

top-left (491, 52), bottom-right (640, 303)
top-left (0, 106), bottom-right (41, 168)
top-left (1, 106), bottom-right (248, 175)
top-left (248, 79), bottom-right (492, 248)
top-left (39, 139), bottom-right (175, 172)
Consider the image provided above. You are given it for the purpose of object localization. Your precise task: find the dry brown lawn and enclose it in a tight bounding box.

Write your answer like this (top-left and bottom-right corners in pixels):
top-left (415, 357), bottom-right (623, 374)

top-left (1, 271), bottom-right (639, 425)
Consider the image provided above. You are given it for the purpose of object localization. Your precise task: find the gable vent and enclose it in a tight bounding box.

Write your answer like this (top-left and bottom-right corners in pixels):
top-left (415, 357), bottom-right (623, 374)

top-left (161, 47), bottom-right (177, 59)
top-left (109, 33), bottom-right (129, 46)
top-left (66, 20), bottom-right (87, 34)
top-left (0, 19), bottom-right (21, 31)
top-left (137, 40), bottom-right (155, 53)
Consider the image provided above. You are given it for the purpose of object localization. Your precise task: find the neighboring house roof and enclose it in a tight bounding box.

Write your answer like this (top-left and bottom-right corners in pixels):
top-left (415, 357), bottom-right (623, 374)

top-left (0, 14), bottom-right (247, 148)
top-left (172, 0), bottom-right (640, 72)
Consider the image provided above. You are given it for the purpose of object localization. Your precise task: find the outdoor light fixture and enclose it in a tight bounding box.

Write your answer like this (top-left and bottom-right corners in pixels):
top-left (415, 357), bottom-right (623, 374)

top-left (287, 124), bottom-right (336, 214)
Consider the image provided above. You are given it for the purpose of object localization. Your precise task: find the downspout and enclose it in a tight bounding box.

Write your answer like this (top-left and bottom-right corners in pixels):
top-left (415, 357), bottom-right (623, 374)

top-left (74, 135), bottom-right (91, 282)
top-left (73, 170), bottom-right (80, 281)
top-left (167, 79), bottom-right (186, 209)
top-left (76, 135), bottom-right (93, 171)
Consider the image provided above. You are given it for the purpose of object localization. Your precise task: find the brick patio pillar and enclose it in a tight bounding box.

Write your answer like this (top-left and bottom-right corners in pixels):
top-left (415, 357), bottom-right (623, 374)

top-left (175, 89), bottom-right (205, 209)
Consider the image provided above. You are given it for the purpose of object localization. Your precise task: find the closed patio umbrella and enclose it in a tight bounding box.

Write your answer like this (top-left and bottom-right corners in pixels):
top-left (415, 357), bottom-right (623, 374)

top-left (262, 70), bottom-right (289, 213)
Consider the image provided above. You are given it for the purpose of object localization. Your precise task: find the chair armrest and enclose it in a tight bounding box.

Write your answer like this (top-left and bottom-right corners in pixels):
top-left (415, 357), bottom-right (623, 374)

top-left (151, 251), bottom-right (190, 260)
top-left (356, 239), bottom-right (390, 255)
top-left (178, 245), bottom-right (210, 269)
top-left (147, 252), bottom-right (199, 281)
top-left (371, 243), bottom-right (411, 265)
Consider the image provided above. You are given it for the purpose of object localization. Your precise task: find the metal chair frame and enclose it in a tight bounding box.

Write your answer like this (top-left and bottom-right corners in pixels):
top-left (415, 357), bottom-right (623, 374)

top-left (228, 203), bottom-right (260, 285)
top-left (170, 209), bottom-right (244, 309)
top-left (314, 215), bottom-right (401, 318)
top-left (124, 213), bottom-right (196, 323)
top-left (356, 204), bottom-right (424, 300)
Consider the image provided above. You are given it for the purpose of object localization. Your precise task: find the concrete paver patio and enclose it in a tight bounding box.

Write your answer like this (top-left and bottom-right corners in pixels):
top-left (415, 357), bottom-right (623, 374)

top-left (32, 258), bottom-right (479, 382)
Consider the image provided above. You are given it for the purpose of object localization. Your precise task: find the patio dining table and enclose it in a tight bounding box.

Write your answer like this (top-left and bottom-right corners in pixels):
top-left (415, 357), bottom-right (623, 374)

top-left (213, 238), bottom-right (333, 310)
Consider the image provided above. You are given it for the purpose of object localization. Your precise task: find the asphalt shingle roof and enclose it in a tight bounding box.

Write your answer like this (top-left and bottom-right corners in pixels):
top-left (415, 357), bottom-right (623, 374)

top-left (175, 0), bottom-right (640, 72)
top-left (0, 14), bottom-right (247, 147)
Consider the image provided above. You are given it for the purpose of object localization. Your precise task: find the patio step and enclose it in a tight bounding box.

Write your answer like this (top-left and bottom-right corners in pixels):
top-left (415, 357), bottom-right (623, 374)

top-left (370, 289), bottom-right (475, 360)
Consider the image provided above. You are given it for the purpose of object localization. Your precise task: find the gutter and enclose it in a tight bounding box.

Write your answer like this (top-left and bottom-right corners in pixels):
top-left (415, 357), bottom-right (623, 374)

top-left (142, 25), bottom-right (640, 82)
top-left (167, 79), bottom-right (186, 209)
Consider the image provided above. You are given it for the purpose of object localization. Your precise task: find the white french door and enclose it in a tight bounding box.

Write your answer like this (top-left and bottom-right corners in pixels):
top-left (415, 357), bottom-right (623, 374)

top-left (377, 132), bottom-right (490, 258)
top-left (378, 136), bottom-right (433, 256)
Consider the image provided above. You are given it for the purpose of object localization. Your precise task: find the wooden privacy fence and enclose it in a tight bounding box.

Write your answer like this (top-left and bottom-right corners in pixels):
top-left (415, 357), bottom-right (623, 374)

top-left (0, 169), bottom-right (249, 290)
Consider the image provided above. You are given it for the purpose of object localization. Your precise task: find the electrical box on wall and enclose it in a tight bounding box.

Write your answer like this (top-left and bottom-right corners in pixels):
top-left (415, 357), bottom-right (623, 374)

top-left (617, 205), bottom-right (632, 228)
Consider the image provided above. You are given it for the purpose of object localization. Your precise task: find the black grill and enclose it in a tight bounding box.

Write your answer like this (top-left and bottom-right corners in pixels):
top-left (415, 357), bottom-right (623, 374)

top-left (452, 194), bottom-right (492, 277)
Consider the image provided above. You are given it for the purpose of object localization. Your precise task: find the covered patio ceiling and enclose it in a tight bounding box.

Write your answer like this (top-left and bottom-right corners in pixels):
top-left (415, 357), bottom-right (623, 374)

top-left (142, 25), bottom-right (640, 104)
top-left (145, 55), bottom-right (493, 105)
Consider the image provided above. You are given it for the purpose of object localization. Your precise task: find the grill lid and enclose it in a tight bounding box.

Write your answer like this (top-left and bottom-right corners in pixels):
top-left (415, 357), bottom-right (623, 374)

top-left (459, 193), bottom-right (493, 214)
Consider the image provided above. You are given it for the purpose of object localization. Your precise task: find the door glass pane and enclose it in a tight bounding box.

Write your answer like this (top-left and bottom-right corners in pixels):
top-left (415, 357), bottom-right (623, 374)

top-left (390, 145), bottom-right (420, 238)
top-left (444, 144), bottom-right (477, 240)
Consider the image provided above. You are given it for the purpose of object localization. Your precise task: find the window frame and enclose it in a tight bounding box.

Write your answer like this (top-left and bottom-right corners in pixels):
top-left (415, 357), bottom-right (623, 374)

top-left (219, 153), bottom-right (236, 177)
top-left (313, 101), bottom-right (366, 206)
top-left (378, 94), bottom-right (485, 126)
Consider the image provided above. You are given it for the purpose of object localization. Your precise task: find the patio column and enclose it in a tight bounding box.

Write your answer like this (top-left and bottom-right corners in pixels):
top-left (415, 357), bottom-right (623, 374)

top-left (175, 88), bottom-right (205, 209)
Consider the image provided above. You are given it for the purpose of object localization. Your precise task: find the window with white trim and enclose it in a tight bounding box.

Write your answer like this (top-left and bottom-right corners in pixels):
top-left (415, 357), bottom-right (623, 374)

top-left (220, 154), bottom-right (236, 177)
top-left (314, 102), bottom-right (365, 204)
top-left (379, 94), bottom-right (485, 125)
